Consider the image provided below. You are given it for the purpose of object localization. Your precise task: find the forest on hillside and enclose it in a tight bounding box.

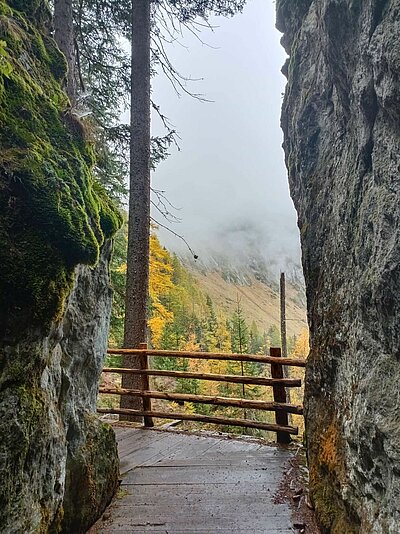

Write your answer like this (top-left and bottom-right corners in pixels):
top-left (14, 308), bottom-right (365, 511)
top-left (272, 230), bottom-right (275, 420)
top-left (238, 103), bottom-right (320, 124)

top-left (26, 0), bottom-right (308, 439)
top-left (100, 223), bottom-right (308, 437)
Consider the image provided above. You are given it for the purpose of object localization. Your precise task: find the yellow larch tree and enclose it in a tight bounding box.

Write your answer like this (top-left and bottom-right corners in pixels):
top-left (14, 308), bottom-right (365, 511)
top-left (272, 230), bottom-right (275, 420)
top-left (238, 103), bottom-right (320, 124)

top-left (148, 233), bottom-right (174, 346)
top-left (292, 328), bottom-right (310, 359)
top-left (290, 327), bottom-right (309, 437)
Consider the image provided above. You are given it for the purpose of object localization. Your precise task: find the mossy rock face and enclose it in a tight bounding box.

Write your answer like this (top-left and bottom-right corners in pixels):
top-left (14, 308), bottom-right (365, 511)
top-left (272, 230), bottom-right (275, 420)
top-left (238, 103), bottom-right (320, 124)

top-left (279, 0), bottom-right (400, 530)
top-left (7, 0), bottom-right (51, 26)
top-left (0, 375), bottom-right (66, 533)
top-left (0, 2), bottom-right (120, 532)
top-left (8, 0), bottom-right (42, 12)
top-left (0, 243), bottom-right (120, 533)
top-left (306, 406), bottom-right (360, 533)
top-left (62, 416), bottom-right (119, 534)
top-left (0, 0), bottom-right (121, 341)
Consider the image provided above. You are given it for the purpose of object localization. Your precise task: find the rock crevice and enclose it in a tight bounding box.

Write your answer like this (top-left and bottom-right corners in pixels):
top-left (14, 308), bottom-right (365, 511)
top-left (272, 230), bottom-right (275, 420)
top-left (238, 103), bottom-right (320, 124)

top-left (277, 0), bottom-right (400, 532)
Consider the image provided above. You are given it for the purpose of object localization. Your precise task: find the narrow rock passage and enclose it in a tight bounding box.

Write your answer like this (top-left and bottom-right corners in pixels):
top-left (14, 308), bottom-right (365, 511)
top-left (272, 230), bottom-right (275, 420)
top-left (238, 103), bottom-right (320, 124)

top-left (92, 427), bottom-right (300, 533)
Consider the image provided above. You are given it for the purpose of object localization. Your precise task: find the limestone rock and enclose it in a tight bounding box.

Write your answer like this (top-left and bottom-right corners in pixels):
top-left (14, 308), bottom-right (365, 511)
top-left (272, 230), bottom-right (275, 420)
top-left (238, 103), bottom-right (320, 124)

top-left (0, 2), bottom-right (120, 532)
top-left (0, 244), bottom-right (119, 533)
top-left (60, 241), bottom-right (119, 533)
top-left (277, 0), bottom-right (400, 532)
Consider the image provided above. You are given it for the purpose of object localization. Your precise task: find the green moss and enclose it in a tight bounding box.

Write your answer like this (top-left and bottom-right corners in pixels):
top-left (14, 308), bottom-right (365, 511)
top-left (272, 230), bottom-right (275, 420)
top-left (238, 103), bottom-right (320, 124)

top-left (39, 500), bottom-right (64, 534)
top-left (8, 0), bottom-right (43, 17)
top-left (0, 2), bottom-right (11, 16)
top-left (0, 384), bottom-right (47, 524)
top-left (62, 416), bottom-right (119, 533)
top-left (93, 181), bottom-right (124, 239)
top-left (311, 479), bottom-right (340, 530)
top-left (0, 1), bottom-right (122, 339)
top-left (49, 505), bottom-right (64, 534)
top-left (311, 478), bottom-right (359, 534)
top-left (43, 35), bottom-right (67, 81)
top-left (0, 380), bottom-right (71, 532)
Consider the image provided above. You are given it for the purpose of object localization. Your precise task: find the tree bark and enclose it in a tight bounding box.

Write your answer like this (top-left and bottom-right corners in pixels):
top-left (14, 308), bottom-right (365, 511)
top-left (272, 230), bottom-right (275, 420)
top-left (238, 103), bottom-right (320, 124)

top-left (280, 272), bottom-right (287, 359)
top-left (280, 272), bottom-right (291, 414)
top-left (120, 0), bottom-right (151, 420)
top-left (54, 0), bottom-right (76, 104)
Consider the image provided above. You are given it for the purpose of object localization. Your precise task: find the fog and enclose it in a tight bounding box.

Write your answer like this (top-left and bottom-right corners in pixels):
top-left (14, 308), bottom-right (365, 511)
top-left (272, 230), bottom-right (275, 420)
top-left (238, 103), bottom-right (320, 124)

top-left (150, 0), bottom-right (300, 269)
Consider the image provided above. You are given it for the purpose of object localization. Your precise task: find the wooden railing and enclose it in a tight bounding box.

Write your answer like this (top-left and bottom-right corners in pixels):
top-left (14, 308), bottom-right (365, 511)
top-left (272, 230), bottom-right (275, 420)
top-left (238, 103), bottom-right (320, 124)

top-left (98, 345), bottom-right (305, 444)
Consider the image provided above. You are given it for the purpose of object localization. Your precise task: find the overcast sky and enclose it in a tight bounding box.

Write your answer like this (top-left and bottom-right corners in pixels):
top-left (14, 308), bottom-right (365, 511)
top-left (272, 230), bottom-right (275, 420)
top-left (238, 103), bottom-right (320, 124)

top-left (150, 0), bottom-right (300, 267)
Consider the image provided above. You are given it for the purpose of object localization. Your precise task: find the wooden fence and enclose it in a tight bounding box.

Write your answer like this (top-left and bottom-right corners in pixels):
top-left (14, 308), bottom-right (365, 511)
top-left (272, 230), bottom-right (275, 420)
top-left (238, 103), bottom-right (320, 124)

top-left (98, 344), bottom-right (305, 444)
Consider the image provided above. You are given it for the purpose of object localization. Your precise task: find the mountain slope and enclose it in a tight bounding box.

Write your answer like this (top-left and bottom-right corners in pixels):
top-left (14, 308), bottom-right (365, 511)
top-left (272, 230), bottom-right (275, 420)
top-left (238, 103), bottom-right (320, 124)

top-left (181, 254), bottom-right (307, 338)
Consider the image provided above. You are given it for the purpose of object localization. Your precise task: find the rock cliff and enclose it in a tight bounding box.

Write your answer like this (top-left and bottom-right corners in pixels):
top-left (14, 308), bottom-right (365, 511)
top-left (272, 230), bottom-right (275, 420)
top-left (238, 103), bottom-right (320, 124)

top-left (277, 1), bottom-right (400, 532)
top-left (0, 1), bottom-right (121, 531)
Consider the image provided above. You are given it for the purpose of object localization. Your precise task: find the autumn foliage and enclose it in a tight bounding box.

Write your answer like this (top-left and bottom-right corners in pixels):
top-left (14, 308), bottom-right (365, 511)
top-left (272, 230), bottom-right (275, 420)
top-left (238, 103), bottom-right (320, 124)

top-left (105, 223), bottom-right (308, 437)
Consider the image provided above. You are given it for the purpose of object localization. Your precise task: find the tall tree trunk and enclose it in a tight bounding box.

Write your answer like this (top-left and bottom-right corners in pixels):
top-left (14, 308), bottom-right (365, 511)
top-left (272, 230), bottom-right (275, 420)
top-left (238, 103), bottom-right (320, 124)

top-left (120, 0), bottom-right (151, 420)
top-left (54, 0), bottom-right (76, 104)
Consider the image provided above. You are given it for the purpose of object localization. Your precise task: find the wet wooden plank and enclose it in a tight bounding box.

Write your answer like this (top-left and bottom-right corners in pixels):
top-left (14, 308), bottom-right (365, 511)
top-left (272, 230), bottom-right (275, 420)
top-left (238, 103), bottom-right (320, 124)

top-left (112, 482), bottom-right (280, 504)
top-left (120, 431), bottom-right (192, 473)
top-left (98, 520), bottom-right (292, 533)
top-left (123, 465), bottom-right (289, 485)
top-left (98, 513), bottom-right (292, 532)
top-left (117, 427), bottom-right (166, 454)
top-left (138, 433), bottom-right (223, 466)
top-left (112, 426), bottom-right (135, 443)
top-left (99, 502), bottom-right (293, 532)
top-left (139, 456), bottom-right (289, 468)
top-left (95, 427), bottom-right (296, 533)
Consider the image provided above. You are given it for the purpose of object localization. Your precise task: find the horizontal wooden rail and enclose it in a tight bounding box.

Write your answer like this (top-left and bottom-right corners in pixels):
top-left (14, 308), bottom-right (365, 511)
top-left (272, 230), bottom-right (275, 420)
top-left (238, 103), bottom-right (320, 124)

top-left (99, 387), bottom-right (304, 415)
top-left (107, 348), bottom-right (306, 368)
top-left (102, 367), bottom-right (301, 388)
top-left (99, 346), bottom-right (304, 442)
top-left (97, 407), bottom-right (299, 435)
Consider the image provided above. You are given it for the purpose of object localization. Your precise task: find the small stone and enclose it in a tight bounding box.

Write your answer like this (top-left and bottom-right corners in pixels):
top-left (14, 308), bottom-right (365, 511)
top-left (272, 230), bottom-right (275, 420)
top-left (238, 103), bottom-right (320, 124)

top-left (305, 496), bottom-right (314, 510)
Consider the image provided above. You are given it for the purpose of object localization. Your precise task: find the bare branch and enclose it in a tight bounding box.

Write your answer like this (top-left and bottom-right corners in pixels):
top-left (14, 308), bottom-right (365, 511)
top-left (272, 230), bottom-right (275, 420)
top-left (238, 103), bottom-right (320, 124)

top-left (151, 188), bottom-right (181, 211)
top-left (151, 201), bottom-right (181, 224)
top-left (151, 217), bottom-right (198, 259)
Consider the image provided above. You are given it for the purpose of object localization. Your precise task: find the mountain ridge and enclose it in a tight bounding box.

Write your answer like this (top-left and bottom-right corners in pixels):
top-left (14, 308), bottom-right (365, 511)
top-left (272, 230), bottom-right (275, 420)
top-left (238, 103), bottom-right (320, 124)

top-left (179, 251), bottom-right (307, 338)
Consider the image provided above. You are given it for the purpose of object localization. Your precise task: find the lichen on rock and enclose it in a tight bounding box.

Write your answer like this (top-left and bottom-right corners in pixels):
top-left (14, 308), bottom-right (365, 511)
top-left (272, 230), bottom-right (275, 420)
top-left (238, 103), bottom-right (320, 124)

top-left (0, 1), bottom-right (121, 532)
top-left (277, 0), bottom-right (400, 532)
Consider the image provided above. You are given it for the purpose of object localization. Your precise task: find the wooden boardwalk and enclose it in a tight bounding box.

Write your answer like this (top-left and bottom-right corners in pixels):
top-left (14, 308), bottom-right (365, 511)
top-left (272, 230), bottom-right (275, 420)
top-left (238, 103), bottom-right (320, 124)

top-left (94, 427), bottom-right (298, 533)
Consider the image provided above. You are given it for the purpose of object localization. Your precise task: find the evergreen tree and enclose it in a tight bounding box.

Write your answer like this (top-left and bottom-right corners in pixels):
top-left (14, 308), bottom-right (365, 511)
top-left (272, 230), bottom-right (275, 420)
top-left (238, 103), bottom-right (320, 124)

top-left (201, 295), bottom-right (218, 351)
top-left (249, 321), bottom-right (263, 354)
top-left (215, 315), bottom-right (231, 352)
top-left (52, 0), bottom-right (248, 417)
top-left (230, 300), bottom-right (249, 354)
top-left (267, 324), bottom-right (281, 348)
top-left (108, 220), bottom-right (128, 348)
top-left (228, 299), bottom-right (249, 402)
top-left (121, 0), bottom-right (152, 414)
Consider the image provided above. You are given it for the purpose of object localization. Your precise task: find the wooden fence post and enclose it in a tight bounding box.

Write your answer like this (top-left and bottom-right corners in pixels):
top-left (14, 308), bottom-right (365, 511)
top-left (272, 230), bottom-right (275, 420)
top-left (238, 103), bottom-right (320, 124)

top-left (270, 347), bottom-right (291, 444)
top-left (139, 343), bottom-right (154, 427)
top-left (280, 273), bottom-right (287, 359)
